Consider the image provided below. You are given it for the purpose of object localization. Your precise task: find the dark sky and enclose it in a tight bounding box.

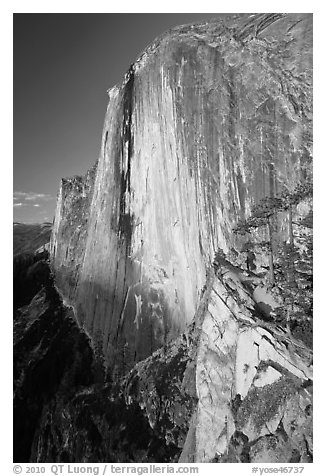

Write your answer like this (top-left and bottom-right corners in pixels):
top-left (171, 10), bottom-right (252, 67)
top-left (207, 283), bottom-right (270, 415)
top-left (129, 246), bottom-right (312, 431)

top-left (14, 13), bottom-right (230, 223)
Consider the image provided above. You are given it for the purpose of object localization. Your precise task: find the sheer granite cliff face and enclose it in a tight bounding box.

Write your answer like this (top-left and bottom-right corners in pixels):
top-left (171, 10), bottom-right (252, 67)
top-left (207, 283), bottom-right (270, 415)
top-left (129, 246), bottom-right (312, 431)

top-left (14, 258), bottom-right (312, 463)
top-left (50, 13), bottom-right (312, 371)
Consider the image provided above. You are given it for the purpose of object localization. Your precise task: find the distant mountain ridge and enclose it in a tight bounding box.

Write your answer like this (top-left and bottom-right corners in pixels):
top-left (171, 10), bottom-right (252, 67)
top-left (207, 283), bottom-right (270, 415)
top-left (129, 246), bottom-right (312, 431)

top-left (13, 222), bottom-right (52, 256)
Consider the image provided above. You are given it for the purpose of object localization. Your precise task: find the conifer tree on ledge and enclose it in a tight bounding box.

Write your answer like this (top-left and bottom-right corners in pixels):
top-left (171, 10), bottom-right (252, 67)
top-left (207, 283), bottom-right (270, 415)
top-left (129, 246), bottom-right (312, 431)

top-left (234, 181), bottom-right (312, 340)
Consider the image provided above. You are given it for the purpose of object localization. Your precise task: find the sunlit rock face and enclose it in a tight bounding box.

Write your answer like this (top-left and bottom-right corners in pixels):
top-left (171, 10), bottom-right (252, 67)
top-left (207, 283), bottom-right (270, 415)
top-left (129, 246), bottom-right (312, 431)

top-left (51, 163), bottom-right (97, 302)
top-left (50, 13), bottom-right (312, 369)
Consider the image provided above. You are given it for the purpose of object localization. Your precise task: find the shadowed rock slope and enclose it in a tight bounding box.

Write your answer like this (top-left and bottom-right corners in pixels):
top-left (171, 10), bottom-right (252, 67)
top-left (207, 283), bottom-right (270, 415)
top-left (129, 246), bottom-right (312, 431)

top-left (14, 223), bottom-right (52, 256)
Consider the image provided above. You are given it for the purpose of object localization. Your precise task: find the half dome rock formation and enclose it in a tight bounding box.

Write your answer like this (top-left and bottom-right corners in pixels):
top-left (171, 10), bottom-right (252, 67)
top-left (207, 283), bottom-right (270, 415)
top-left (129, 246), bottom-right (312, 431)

top-left (51, 13), bottom-right (312, 370)
top-left (30, 12), bottom-right (316, 463)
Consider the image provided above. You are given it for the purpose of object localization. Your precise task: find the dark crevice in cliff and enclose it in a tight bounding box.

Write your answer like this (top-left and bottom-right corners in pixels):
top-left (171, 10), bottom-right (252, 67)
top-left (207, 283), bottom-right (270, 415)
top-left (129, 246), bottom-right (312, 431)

top-left (118, 66), bottom-right (135, 255)
top-left (13, 250), bottom-right (51, 312)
